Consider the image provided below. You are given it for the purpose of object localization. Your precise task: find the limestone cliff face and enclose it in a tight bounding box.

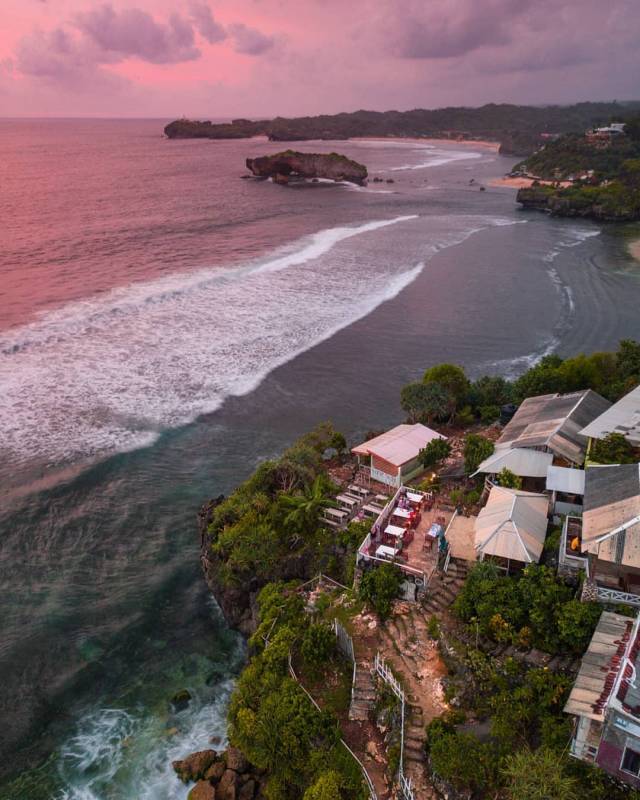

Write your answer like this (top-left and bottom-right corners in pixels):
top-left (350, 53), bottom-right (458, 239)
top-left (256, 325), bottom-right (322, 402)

top-left (245, 150), bottom-right (368, 185)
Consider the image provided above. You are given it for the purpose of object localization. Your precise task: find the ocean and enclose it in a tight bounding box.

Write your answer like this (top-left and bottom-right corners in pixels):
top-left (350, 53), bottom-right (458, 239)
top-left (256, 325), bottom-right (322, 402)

top-left (1, 118), bottom-right (639, 799)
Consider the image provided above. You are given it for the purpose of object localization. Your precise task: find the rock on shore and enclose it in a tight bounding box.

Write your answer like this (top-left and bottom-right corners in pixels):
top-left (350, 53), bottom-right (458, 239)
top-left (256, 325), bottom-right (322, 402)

top-left (245, 150), bottom-right (368, 185)
top-left (173, 747), bottom-right (264, 800)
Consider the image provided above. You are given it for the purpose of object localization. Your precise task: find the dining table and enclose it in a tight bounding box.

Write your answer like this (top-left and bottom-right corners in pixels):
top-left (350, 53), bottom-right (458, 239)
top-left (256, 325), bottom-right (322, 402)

top-left (384, 524), bottom-right (406, 538)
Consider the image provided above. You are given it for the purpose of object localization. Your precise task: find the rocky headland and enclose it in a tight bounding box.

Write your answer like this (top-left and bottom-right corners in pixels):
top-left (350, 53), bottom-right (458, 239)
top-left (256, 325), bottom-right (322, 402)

top-left (245, 150), bottom-right (368, 185)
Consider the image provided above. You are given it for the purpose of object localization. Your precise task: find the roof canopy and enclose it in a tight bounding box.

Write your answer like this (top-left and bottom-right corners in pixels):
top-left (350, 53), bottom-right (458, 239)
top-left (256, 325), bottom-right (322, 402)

top-left (497, 390), bottom-right (611, 465)
top-left (546, 465), bottom-right (586, 495)
top-left (564, 611), bottom-right (634, 721)
top-left (580, 385), bottom-right (640, 446)
top-left (472, 446), bottom-right (553, 478)
top-left (582, 463), bottom-right (640, 568)
top-left (474, 486), bottom-right (549, 564)
top-left (352, 424), bottom-right (446, 468)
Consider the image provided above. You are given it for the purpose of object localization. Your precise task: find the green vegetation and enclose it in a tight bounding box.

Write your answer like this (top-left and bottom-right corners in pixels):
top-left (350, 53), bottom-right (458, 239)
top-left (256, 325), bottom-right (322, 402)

top-left (399, 341), bottom-right (640, 435)
top-left (418, 438), bottom-right (451, 468)
top-left (427, 644), bottom-right (638, 800)
top-left (496, 467), bottom-right (522, 489)
top-left (205, 423), bottom-right (352, 590)
top-left (359, 563), bottom-right (403, 620)
top-left (516, 119), bottom-right (640, 220)
top-left (590, 432), bottom-right (637, 464)
top-left (453, 562), bottom-right (602, 655)
top-left (464, 434), bottom-right (494, 475)
top-left (229, 582), bottom-right (367, 800)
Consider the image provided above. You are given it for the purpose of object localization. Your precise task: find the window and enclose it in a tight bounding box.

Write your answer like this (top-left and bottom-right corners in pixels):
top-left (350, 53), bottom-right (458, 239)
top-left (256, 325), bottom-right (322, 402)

top-left (622, 746), bottom-right (640, 777)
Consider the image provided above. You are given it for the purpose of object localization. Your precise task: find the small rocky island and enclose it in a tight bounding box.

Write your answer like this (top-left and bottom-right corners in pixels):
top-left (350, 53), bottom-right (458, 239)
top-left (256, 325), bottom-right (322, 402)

top-left (245, 150), bottom-right (368, 185)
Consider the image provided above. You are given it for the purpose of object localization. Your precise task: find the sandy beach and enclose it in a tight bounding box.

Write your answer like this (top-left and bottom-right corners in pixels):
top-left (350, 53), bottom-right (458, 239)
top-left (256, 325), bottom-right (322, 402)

top-left (488, 176), bottom-right (573, 189)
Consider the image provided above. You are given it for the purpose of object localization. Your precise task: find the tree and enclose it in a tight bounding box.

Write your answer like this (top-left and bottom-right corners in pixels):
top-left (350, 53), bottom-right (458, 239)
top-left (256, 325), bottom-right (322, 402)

top-left (464, 434), bottom-right (494, 474)
top-left (423, 364), bottom-right (470, 408)
top-left (591, 432), bottom-right (636, 464)
top-left (400, 381), bottom-right (451, 425)
top-left (419, 438), bottom-right (451, 468)
top-left (617, 338), bottom-right (640, 382)
top-left (503, 748), bottom-right (578, 800)
top-left (359, 563), bottom-right (403, 619)
top-left (497, 467), bottom-right (522, 489)
top-left (469, 374), bottom-right (514, 409)
top-left (278, 476), bottom-right (332, 541)
top-left (328, 431), bottom-right (347, 461)
top-left (301, 623), bottom-right (335, 669)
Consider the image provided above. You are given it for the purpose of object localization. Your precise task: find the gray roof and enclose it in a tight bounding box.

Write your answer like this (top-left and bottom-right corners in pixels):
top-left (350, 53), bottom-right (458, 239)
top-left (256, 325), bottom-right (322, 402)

top-left (497, 390), bottom-right (612, 464)
top-left (564, 611), bottom-right (634, 721)
top-left (473, 446), bottom-right (553, 478)
top-left (546, 466), bottom-right (586, 495)
top-left (582, 464), bottom-right (640, 567)
top-left (580, 385), bottom-right (640, 445)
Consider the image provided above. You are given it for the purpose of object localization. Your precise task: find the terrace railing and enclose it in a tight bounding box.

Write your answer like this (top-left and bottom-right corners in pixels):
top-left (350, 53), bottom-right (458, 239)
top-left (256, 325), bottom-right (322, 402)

top-left (596, 586), bottom-right (640, 608)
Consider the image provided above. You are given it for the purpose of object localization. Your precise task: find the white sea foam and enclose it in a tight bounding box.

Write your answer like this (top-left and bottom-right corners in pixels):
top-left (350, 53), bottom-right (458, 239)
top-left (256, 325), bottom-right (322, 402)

top-left (0, 214), bottom-right (524, 469)
top-left (390, 148), bottom-right (484, 171)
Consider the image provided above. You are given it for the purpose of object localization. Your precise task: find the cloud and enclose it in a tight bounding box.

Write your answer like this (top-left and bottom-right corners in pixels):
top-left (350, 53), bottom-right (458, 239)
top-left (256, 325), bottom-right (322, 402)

top-left (74, 4), bottom-right (200, 64)
top-left (387, 0), bottom-right (533, 59)
top-left (190, 1), bottom-right (227, 44)
top-left (229, 23), bottom-right (274, 55)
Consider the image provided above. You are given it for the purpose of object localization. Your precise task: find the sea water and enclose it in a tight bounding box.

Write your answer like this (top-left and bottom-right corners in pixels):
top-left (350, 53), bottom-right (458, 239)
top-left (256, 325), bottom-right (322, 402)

top-left (1, 120), bottom-right (639, 798)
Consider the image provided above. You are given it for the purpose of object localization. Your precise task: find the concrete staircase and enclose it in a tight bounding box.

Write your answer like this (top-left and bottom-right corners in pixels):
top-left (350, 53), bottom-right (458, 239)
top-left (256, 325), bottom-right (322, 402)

top-left (423, 558), bottom-right (470, 615)
top-left (349, 660), bottom-right (377, 721)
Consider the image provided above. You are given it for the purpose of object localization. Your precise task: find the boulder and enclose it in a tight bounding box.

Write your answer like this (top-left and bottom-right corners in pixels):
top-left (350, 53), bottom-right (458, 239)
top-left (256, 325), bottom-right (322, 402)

top-left (217, 769), bottom-right (239, 800)
top-left (225, 747), bottom-right (248, 773)
top-left (171, 689), bottom-right (192, 712)
top-left (188, 781), bottom-right (216, 800)
top-left (205, 761), bottom-right (226, 783)
top-left (238, 780), bottom-right (256, 800)
top-left (173, 750), bottom-right (218, 783)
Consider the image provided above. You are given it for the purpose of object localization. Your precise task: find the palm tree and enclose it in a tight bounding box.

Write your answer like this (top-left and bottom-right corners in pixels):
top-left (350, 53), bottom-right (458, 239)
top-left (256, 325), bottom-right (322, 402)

top-left (278, 476), bottom-right (332, 545)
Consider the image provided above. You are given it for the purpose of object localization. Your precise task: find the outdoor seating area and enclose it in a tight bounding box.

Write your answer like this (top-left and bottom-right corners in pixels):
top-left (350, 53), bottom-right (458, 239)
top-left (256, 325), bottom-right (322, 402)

top-left (322, 484), bottom-right (390, 528)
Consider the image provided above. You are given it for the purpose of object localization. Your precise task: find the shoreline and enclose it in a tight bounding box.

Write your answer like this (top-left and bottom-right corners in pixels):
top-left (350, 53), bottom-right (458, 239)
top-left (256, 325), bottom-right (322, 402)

top-left (351, 135), bottom-right (500, 152)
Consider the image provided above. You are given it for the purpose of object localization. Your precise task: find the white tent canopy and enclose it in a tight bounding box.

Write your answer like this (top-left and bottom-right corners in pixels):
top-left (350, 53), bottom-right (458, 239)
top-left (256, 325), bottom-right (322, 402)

top-left (472, 446), bottom-right (553, 479)
top-left (474, 486), bottom-right (549, 564)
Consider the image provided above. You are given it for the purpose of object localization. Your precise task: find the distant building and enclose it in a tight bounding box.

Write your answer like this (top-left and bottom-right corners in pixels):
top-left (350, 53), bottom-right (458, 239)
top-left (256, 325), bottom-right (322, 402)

top-left (586, 123), bottom-right (626, 148)
top-left (351, 423), bottom-right (446, 488)
top-left (474, 485), bottom-right (549, 572)
top-left (565, 610), bottom-right (640, 790)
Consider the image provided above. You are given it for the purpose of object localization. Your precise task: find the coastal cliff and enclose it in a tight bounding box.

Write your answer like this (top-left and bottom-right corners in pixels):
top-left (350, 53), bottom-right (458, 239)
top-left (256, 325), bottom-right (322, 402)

top-left (163, 102), bottom-right (640, 154)
top-left (245, 150), bottom-right (368, 185)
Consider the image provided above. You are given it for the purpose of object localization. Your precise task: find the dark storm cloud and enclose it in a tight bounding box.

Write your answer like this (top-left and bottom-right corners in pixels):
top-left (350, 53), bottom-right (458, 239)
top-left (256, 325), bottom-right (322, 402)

top-left (229, 23), bottom-right (275, 55)
top-left (190, 1), bottom-right (227, 45)
top-left (75, 4), bottom-right (201, 64)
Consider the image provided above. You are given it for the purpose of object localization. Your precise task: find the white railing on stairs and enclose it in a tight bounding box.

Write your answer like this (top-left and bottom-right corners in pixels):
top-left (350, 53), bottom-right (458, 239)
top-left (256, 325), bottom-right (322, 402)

top-left (373, 652), bottom-right (416, 800)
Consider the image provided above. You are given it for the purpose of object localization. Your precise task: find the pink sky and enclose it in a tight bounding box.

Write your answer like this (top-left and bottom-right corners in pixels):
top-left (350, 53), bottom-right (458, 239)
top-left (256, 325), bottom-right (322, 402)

top-left (1, 0), bottom-right (638, 118)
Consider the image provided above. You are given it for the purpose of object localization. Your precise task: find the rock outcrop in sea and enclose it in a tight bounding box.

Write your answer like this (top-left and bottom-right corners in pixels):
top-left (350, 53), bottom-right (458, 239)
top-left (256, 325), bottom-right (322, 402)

top-left (173, 746), bottom-right (264, 800)
top-left (245, 150), bottom-right (368, 186)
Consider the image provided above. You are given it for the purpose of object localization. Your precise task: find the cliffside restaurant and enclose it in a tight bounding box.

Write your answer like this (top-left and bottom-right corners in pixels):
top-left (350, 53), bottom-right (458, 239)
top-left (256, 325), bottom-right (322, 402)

top-left (351, 423), bottom-right (446, 488)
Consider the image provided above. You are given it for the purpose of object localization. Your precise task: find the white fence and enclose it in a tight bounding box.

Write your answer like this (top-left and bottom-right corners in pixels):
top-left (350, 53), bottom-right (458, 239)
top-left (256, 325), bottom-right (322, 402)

top-left (596, 586), bottom-right (640, 608)
top-left (373, 652), bottom-right (416, 800)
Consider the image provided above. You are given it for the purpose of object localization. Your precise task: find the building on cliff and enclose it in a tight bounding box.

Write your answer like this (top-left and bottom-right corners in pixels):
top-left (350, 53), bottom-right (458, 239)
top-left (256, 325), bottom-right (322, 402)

top-left (351, 423), bottom-right (446, 488)
top-left (565, 610), bottom-right (640, 789)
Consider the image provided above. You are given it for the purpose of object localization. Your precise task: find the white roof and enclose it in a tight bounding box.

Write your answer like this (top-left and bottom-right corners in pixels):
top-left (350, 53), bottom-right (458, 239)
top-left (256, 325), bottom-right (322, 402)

top-left (546, 466), bottom-right (586, 495)
top-left (472, 446), bottom-right (553, 478)
top-left (579, 385), bottom-right (640, 445)
top-left (351, 424), bottom-right (446, 467)
top-left (474, 486), bottom-right (549, 563)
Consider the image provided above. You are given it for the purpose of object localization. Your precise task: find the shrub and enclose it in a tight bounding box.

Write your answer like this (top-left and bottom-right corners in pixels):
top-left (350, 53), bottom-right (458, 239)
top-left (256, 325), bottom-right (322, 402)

top-left (480, 404), bottom-right (501, 423)
top-left (426, 615), bottom-right (440, 640)
top-left (359, 564), bottom-right (403, 619)
top-left (301, 623), bottom-right (336, 669)
top-left (464, 434), bottom-right (495, 474)
top-left (496, 467), bottom-right (522, 490)
top-left (427, 723), bottom-right (498, 794)
top-left (591, 432), bottom-right (636, 464)
top-left (502, 748), bottom-right (578, 800)
top-left (464, 489), bottom-right (481, 507)
top-left (419, 438), bottom-right (451, 468)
